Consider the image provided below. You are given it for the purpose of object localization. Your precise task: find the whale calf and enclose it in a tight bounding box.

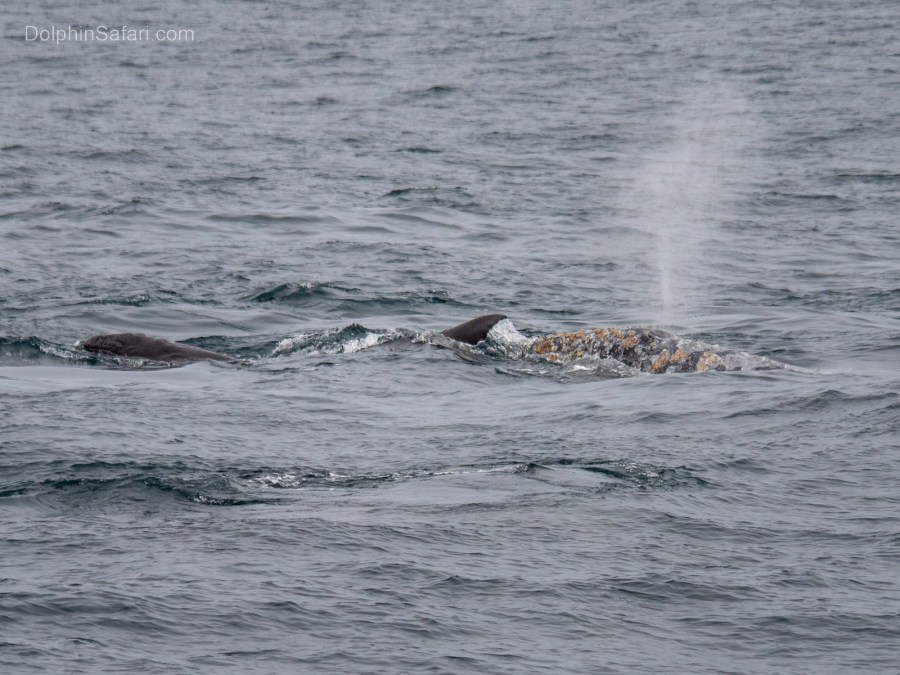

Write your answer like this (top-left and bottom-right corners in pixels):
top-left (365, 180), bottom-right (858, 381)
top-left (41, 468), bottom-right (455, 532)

top-left (82, 333), bottom-right (233, 364)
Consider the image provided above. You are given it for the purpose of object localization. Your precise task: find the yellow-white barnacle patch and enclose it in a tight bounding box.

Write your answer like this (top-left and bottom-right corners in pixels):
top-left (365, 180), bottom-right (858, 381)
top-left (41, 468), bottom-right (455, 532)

top-left (695, 351), bottom-right (723, 372)
top-left (533, 337), bottom-right (555, 354)
top-left (560, 331), bottom-right (584, 345)
top-left (651, 350), bottom-right (670, 372)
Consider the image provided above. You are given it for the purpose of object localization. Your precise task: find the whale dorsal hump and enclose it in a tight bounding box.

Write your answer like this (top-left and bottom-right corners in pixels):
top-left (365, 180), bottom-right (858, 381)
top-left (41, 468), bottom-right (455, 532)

top-left (441, 314), bottom-right (507, 345)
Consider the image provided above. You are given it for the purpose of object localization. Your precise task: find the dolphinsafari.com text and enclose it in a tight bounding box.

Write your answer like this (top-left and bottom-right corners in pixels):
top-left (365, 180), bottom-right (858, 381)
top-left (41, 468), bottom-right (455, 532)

top-left (25, 25), bottom-right (195, 45)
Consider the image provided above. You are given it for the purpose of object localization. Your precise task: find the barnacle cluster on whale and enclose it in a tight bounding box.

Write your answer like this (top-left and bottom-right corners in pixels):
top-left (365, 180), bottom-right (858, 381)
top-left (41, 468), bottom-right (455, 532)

top-left (528, 327), bottom-right (732, 373)
top-left (445, 316), bottom-right (781, 374)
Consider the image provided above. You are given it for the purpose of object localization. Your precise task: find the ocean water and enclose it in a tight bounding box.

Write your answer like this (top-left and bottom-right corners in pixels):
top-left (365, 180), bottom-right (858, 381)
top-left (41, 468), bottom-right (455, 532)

top-left (2, 0), bottom-right (899, 672)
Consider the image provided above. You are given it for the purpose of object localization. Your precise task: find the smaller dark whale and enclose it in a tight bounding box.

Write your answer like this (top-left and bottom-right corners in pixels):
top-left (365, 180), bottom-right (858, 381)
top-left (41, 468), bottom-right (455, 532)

top-left (441, 314), bottom-right (507, 345)
top-left (82, 333), bottom-right (232, 364)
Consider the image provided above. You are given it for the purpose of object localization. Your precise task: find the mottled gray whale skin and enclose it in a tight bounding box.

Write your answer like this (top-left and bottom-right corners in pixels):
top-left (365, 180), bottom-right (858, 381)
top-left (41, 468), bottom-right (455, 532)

top-left (441, 314), bottom-right (507, 345)
top-left (82, 333), bottom-right (232, 363)
top-left (443, 314), bottom-right (783, 373)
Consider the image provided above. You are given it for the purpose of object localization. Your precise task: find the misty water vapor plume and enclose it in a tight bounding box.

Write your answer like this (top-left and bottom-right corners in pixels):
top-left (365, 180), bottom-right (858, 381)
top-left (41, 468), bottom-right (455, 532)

top-left (618, 80), bottom-right (766, 327)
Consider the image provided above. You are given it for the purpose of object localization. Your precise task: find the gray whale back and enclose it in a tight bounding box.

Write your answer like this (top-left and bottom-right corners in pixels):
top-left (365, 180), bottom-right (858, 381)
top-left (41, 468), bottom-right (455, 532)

top-left (441, 314), bottom-right (507, 345)
top-left (528, 326), bottom-right (783, 373)
top-left (83, 333), bottom-right (232, 363)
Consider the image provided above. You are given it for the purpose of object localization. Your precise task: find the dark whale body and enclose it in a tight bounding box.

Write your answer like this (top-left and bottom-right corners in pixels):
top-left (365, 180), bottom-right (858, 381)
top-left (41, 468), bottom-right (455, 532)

top-left (82, 333), bottom-right (232, 363)
top-left (441, 314), bottom-right (507, 345)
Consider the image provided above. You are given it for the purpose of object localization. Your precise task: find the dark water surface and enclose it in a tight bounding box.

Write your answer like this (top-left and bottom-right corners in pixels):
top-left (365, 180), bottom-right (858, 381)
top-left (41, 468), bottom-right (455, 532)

top-left (2, 0), bottom-right (899, 672)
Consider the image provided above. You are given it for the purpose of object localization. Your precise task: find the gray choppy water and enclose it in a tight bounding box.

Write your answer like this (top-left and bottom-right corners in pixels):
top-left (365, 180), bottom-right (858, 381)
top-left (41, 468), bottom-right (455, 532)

top-left (2, 0), bottom-right (899, 672)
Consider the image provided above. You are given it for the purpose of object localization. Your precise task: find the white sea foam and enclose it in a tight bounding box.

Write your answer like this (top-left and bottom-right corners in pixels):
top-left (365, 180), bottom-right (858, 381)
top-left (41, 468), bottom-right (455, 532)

top-left (272, 334), bottom-right (310, 356)
top-left (272, 329), bottom-right (395, 357)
